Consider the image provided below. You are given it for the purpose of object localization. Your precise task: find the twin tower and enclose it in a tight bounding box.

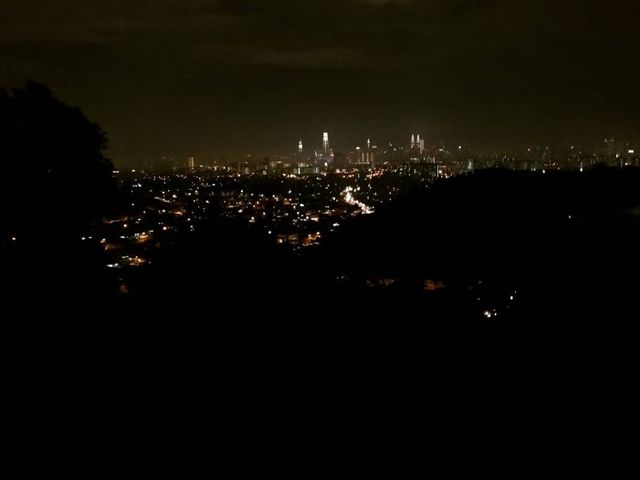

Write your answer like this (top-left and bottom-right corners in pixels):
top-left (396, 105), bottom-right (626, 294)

top-left (298, 132), bottom-right (331, 160)
top-left (411, 134), bottom-right (425, 154)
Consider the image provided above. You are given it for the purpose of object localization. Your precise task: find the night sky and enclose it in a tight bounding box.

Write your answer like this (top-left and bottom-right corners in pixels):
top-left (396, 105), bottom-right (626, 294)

top-left (1, 0), bottom-right (639, 165)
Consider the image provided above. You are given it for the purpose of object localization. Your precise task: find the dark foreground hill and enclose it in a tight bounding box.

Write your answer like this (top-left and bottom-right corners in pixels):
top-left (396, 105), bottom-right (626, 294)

top-left (324, 166), bottom-right (640, 320)
top-left (5, 168), bottom-right (639, 432)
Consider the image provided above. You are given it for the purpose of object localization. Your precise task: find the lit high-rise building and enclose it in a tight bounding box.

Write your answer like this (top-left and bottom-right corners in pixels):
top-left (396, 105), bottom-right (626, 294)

top-left (323, 132), bottom-right (330, 156)
top-left (187, 156), bottom-right (195, 170)
top-left (298, 140), bottom-right (303, 154)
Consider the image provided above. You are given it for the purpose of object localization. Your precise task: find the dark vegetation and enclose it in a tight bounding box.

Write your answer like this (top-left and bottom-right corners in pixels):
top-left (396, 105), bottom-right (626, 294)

top-left (1, 81), bottom-right (115, 301)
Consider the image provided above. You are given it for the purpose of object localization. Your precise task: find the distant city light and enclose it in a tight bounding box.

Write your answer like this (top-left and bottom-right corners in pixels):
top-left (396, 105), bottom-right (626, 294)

top-left (71, 145), bottom-right (637, 303)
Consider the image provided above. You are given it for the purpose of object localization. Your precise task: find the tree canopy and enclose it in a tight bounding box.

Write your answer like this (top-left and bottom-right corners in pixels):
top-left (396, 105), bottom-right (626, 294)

top-left (0, 81), bottom-right (114, 239)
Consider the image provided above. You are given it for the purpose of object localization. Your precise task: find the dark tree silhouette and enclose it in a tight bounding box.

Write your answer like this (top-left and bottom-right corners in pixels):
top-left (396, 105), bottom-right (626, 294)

top-left (0, 81), bottom-right (114, 240)
top-left (0, 81), bottom-right (117, 305)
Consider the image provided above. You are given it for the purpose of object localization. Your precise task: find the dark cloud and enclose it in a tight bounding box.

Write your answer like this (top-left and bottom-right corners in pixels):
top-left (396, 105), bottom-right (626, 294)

top-left (1, 0), bottom-right (639, 165)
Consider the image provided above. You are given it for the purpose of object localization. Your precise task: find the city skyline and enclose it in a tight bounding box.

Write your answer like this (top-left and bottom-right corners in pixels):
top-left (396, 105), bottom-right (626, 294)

top-left (2, 0), bottom-right (639, 165)
top-left (142, 130), bottom-right (638, 171)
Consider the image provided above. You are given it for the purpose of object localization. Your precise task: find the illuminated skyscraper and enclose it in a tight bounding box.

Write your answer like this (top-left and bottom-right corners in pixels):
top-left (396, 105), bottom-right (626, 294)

top-left (323, 132), bottom-right (329, 156)
top-left (298, 140), bottom-right (303, 154)
top-left (605, 138), bottom-right (615, 165)
top-left (187, 156), bottom-right (195, 170)
top-left (411, 134), bottom-right (425, 154)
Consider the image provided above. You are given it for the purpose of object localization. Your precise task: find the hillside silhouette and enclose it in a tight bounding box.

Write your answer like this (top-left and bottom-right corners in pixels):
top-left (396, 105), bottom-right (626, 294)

top-left (318, 167), bottom-right (640, 377)
top-left (324, 167), bottom-right (640, 319)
